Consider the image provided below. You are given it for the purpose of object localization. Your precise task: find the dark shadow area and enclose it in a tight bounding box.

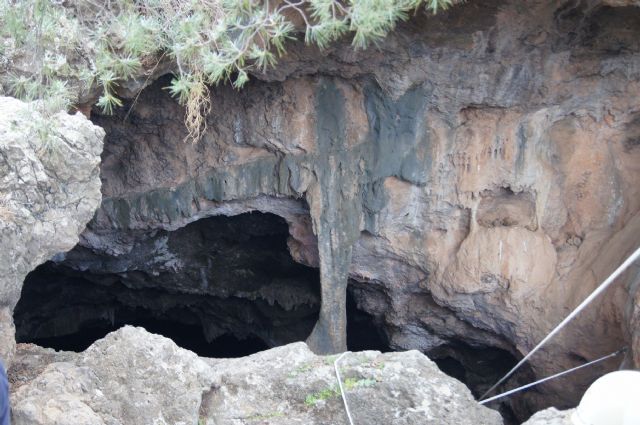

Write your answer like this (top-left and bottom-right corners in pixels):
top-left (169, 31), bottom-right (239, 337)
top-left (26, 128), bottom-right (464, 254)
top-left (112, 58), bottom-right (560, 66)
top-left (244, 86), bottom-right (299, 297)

top-left (15, 212), bottom-right (319, 358)
top-left (430, 342), bottom-right (518, 398)
top-left (27, 315), bottom-right (270, 358)
top-left (434, 355), bottom-right (467, 383)
top-left (429, 341), bottom-right (530, 424)
top-left (346, 287), bottom-right (390, 352)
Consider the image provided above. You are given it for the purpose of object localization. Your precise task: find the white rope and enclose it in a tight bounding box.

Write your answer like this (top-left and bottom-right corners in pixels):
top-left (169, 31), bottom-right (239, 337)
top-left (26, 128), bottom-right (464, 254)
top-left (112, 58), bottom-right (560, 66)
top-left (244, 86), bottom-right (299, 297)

top-left (334, 351), bottom-right (355, 425)
top-left (480, 245), bottom-right (640, 400)
top-left (479, 348), bottom-right (625, 404)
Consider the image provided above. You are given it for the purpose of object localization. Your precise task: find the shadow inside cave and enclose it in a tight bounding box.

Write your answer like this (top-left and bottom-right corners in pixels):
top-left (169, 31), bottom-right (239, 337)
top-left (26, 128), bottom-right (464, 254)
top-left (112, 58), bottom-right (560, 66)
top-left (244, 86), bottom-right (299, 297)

top-left (14, 212), bottom-right (320, 358)
top-left (13, 209), bottom-right (534, 421)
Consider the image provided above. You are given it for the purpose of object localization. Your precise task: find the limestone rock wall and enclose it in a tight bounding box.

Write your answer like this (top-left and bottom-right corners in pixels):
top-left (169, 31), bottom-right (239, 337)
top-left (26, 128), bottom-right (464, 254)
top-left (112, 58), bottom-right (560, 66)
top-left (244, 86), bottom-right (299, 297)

top-left (71, 0), bottom-right (640, 415)
top-left (0, 97), bottom-right (104, 365)
top-left (2, 0), bottom-right (640, 420)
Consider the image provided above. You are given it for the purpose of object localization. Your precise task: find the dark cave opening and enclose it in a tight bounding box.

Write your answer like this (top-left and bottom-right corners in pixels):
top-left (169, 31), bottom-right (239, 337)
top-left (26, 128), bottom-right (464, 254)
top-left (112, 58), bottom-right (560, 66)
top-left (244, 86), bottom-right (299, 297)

top-left (14, 212), bottom-right (320, 358)
top-left (429, 341), bottom-right (519, 398)
top-left (428, 341), bottom-right (532, 424)
top-left (346, 288), bottom-right (390, 352)
top-left (13, 202), bottom-right (538, 420)
top-left (24, 308), bottom-right (270, 358)
top-left (343, 280), bottom-right (533, 423)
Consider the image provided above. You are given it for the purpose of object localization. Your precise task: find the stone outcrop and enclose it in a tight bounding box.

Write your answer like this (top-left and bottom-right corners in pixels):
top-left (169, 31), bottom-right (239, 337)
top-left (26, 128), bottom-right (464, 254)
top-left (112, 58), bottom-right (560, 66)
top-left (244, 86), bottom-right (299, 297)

top-left (3, 0), bottom-right (640, 422)
top-left (521, 407), bottom-right (575, 425)
top-left (0, 97), bottom-right (104, 365)
top-left (9, 326), bottom-right (503, 425)
top-left (34, 0), bottom-right (637, 418)
top-left (10, 327), bottom-right (216, 425)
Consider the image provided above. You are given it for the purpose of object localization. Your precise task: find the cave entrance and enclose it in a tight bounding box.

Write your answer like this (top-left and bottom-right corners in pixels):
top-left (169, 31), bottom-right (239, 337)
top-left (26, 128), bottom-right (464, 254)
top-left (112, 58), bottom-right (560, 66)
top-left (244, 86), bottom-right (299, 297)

top-left (346, 287), bottom-right (390, 352)
top-left (345, 280), bottom-right (533, 423)
top-left (429, 342), bottom-right (519, 398)
top-left (428, 341), bottom-right (533, 424)
top-left (14, 212), bottom-right (320, 358)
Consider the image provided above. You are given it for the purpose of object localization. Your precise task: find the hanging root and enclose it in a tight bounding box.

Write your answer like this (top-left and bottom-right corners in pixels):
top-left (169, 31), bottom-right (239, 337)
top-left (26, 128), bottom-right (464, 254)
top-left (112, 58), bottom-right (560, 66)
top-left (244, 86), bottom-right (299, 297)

top-left (183, 77), bottom-right (211, 143)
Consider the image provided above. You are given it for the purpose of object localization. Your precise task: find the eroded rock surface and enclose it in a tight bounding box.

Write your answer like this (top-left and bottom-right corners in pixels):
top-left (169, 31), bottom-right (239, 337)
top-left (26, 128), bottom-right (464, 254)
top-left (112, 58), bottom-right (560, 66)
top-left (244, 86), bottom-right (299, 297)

top-left (45, 0), bottom-right (639, 418)
top-left (11, 327), bottom-right (215, 425)
top-left (0, 97), bottom-right (103, 365)
top-left (4, 0), bottom-right (640, 421)
top-left (521, 407), bottom-right (575, 425)
top-left (9, 326), bottom-right (502, 425)
top-left (202, 341), bottom-right (502, 425)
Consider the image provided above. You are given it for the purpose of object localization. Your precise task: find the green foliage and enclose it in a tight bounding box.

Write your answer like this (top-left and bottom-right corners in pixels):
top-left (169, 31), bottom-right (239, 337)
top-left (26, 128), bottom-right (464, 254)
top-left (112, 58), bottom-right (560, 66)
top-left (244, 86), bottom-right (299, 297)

top-left (305, 386), bottom-right (339, 406)
top-left (304, 377), bottom-right (377, 406)
top-left (9, 74), bottom-right (38, 100)
top-left (344, 377), bottom-right (376, 389)
top-left (96, 72), bottom-right (124, 115)
top-left (166, 75), bottom-right (196, 106)
top-left (288, 362), bottom-right (314, 378)
top-left (0, 0), bottom-right (457, 140)
top-left (43, 79), bottom-right (73, 114)
top-left (323, 354), bottom-right (339, 366)
top-left (2, 3), bottom-right (28, 45)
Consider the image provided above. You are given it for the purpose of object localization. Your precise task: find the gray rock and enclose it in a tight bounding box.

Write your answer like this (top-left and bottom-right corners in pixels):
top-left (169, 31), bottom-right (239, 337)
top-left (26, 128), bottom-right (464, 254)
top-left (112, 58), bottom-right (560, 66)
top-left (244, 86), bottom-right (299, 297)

top-left (202, 342), bottom-right (503, 425)
top-left (10, 326), bottom-right (502, 425)
top-left (522, 407), bottom-right (575, 425)
top-left (11, 326), bottom-right (216, 425)
top-left (0, 97), bottom-right (103, 365)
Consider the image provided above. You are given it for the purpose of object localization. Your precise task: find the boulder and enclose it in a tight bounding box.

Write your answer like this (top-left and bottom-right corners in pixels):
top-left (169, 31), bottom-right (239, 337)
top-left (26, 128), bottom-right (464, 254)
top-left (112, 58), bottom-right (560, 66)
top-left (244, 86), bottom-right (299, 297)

top-left (0, 97), bottom-right (103, 365)
top-left (10, 326), bottom-right (502, 425)
top-left (522, 407), bottom-right (574, 425)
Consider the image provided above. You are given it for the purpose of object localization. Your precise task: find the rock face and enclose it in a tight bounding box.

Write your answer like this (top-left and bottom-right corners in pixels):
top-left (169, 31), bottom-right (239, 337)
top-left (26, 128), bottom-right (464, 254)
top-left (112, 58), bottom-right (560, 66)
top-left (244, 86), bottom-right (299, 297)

top-left (33, 0), bottom-right (638, 417)
top-left (11, 327), bottom-right (216, 425)
top-left (201, 339), bottom-right (502, 425)
top-left (521, 407), bottom-right (575, 425)
top-left (0, 97), bottom-right (104, 365)
top-left (9, 326), bottom-right (503, 425)
top-left (5, 0), bottom-right (640, 421)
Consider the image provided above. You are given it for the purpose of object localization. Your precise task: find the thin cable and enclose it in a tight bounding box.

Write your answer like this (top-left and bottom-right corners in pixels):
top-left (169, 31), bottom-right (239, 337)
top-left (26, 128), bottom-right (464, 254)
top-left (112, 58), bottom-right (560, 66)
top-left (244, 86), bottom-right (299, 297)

top-left (480, 245), bottom-right (640, 400)
top-left (479, 348), bottom-right (626, 405)
top-left (335, 351), bottom-right (355, 425)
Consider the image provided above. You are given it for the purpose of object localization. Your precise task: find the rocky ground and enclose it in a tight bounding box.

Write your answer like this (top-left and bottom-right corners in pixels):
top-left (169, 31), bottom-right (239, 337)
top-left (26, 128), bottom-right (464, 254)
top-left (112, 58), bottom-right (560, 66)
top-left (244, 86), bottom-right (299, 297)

top-left (9, 326), bottom-right (502, 425)
top-left (0, 96), bottom-right (104, 364)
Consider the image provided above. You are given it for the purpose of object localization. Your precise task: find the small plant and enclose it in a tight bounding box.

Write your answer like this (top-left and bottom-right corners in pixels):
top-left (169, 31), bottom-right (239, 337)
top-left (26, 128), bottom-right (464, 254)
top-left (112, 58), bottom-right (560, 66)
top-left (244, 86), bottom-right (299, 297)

top-left (305, 386), bottom-right (340, 406)
top-left (323, 354), bottom-right (339, 366)
top-left (288, 362), bottom-right (314, 378)
top-left (304, 377), bottom-right (377, 406)
top-left (344, 377), bottom-right (376, 390)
